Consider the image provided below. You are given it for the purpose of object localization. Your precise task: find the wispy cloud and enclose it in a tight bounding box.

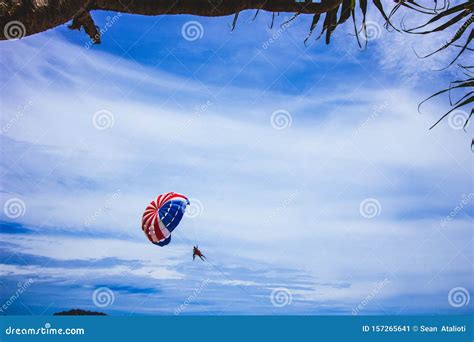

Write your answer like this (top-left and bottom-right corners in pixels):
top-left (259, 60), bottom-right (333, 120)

top-left (0, 20), bottom-right (471, 315)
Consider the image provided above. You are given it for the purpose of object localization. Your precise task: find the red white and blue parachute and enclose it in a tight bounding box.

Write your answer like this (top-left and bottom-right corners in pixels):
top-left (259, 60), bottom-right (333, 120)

top-left (141, 192), bottom-right (189, 247)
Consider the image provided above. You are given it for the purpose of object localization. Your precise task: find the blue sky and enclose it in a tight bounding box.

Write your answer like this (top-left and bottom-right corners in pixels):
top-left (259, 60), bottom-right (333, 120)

top-left (0, 6), bottom-right (472, 315)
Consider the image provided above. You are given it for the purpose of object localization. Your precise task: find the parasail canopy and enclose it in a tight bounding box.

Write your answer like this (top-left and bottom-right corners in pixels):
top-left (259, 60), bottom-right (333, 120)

top-left (141, 192), bottom-right (189, 247)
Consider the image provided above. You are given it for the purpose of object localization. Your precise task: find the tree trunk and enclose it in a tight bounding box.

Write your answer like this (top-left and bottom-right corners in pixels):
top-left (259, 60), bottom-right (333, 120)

top-left (0, 0), bottom-right (342, 41)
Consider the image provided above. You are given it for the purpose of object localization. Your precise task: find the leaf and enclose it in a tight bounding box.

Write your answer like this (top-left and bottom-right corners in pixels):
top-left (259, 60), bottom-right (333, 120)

top-left (304, 13), bottom-right (321, 45)
top-left (372, 0), bottom-right (399, 31)
top-left (359, 0), bottom-right (368, 45)
top-left (230, 12), bottom-right (239, 31)
top-left (419, 78), bottom-right (474, 111)
top-left (269, 12), bottom-right (275, 29)
top-left (351, 8), bottom-right (362, 48)
top-left (429, 95), bottom-right (474, 129)
top-left (325, 8), bottom-right (338, 44)
top-left (317, 8), bottom-right (338, 44)
top-left (281, 13), bottom-right (300, 28)
top-left (413, 15), bottom-right (473, 66)
top-left (338, 0), bottom-right (353, 25)
top-left (252, 9), bottom-right (260, 22)
top-left (406, 2), bottom-right (473, 32)
top-left (408, 10), bottom-right (470, 35)
top-left (444, 30), bottom-right (474, 69)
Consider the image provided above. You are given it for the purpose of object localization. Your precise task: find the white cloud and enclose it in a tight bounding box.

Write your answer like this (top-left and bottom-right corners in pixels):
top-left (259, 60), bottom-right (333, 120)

top-left (0, 32), bottom-right (471, 313)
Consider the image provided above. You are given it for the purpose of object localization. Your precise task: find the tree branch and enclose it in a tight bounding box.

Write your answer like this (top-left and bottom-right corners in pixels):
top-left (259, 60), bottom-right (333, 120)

top-left (68, 10), bottom-right (100, 44)
top-left (0, 0), bottom-right (343, 41)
